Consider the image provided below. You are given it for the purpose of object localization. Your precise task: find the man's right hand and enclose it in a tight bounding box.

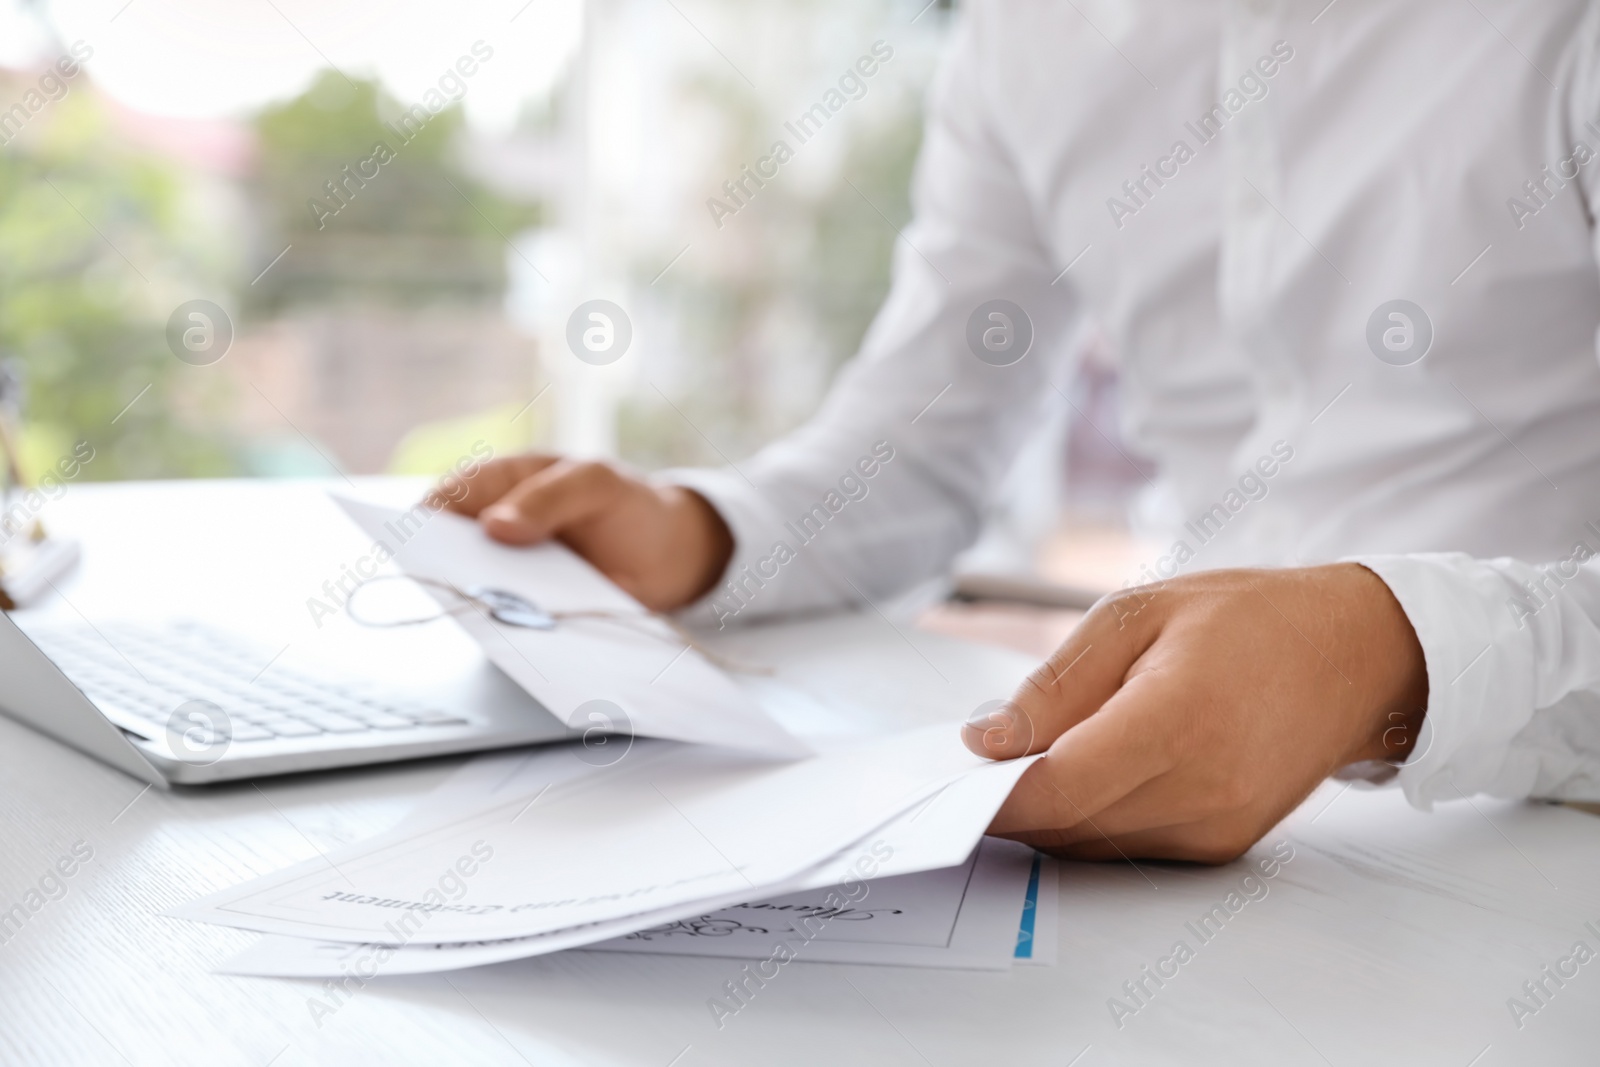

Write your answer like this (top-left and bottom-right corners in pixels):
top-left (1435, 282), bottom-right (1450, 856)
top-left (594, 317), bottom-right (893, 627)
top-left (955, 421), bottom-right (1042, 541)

top-left (431, 454), bottom-right (734, 613)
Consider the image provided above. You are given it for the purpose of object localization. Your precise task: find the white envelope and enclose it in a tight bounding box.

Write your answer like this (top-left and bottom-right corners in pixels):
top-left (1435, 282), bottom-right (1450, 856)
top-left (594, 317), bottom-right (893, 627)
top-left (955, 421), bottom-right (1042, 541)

top-left (332, 495), bottom-right (806, 757)
top-left (382, 735), bottom-right (1029, 883)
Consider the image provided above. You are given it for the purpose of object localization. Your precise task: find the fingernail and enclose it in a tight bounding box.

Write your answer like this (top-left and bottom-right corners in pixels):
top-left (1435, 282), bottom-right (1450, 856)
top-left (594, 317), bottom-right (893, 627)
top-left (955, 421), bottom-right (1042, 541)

top-left (481, 505), bottom-right (536, 539)
top-left (964, 701), bottom-right (1015, 753)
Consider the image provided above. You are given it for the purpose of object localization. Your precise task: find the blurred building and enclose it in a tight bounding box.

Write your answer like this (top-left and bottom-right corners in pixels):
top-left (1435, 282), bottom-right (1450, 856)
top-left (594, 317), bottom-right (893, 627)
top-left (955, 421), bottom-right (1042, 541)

top-left (225, 306), bottom-right (541, 475)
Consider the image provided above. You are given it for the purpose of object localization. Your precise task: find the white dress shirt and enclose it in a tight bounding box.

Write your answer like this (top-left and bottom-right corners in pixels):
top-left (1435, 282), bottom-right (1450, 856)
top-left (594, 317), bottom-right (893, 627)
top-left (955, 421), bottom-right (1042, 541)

top-left (663, 0), bottom-right (1600, 808)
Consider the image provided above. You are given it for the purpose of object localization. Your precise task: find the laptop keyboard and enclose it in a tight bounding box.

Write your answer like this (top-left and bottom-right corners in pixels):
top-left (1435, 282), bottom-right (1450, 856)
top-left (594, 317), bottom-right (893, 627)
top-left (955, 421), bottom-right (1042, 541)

top-left (26, 622), bottom-right (469, 744)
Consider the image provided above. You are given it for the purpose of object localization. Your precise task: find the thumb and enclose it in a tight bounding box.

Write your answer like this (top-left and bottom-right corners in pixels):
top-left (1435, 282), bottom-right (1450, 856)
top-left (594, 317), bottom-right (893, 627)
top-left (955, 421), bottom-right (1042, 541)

top-left (961, 588), bottom-right (1162, 760)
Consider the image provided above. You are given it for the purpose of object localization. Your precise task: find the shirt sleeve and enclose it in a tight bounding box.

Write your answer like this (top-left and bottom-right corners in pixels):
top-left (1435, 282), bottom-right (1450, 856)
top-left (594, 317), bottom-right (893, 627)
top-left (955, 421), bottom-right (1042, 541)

top-left (660, 2), bottom-right (1083, 628)
top-left (1350, 553), bottom-right (1600, 806)
top-left (1347, 20), bottom-right (1600, 809)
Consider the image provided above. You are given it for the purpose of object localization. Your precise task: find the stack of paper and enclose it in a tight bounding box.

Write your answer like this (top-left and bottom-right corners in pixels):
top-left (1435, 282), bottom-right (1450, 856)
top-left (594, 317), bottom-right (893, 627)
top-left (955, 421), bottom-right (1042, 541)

top-left (174, 727), bottom-right (1047, 975)
top-left (171, 496), bottom-right (1054, 976)
top-left (580, 838), bottom-right (1058, 969)
top-left (423, 747), bottom-right (1057, 970)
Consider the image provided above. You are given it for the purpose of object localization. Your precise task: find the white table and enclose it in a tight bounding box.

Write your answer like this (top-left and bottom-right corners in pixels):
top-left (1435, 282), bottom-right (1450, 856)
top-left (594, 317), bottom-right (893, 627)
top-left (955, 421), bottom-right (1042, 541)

top-left (1, 480), bottom-right (1597, 1066)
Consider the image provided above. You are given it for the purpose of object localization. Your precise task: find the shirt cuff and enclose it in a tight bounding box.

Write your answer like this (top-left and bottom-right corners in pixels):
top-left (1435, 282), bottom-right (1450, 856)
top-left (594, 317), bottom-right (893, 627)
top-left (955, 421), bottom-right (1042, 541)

top-left (1347, 553), bottom-right (1539, 810)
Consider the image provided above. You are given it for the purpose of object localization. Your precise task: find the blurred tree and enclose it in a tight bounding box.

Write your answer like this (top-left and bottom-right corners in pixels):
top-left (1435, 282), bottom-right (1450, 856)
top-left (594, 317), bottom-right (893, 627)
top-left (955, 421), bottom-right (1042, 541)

top-left (619, 63), bottom-right (926, 469)
top-left (797, 109), bottom-right (924, 377)
top-left (247, 72), bottom-right (543, 315)
top-left (0, 77), bottom-right (238, 480)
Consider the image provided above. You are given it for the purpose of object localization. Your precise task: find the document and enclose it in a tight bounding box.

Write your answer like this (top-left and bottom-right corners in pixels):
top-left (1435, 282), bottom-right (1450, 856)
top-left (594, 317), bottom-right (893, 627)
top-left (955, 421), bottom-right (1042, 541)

top-left (582, 837), bottom-right (1037, 970)
top-left (200, 729), bottom-right (1043, 972)
top-left (333, 496), bottom-right (806, 757)
top-left (227, 838), bottom-right (1041, 977)
top-left (1013, 851), bottom-right (1058, 966)
top-left (172, 723), bottom-right (1038, 948)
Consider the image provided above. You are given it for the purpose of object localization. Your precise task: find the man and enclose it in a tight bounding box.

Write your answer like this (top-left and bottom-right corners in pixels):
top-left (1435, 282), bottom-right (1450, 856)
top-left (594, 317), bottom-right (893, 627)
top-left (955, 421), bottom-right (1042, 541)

top-left (441, 2), bottom-right (1600, 863)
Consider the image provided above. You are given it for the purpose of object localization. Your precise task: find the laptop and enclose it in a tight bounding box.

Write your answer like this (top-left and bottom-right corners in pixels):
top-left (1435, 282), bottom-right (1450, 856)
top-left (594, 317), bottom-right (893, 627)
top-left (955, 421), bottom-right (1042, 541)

top-left (0, 611), bottom-right (579, 786)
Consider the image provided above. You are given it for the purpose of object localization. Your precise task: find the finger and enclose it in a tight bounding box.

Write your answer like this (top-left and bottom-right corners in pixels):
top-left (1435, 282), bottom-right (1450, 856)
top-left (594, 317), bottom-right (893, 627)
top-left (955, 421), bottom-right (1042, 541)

top-left (999, 817), bottom-right (1260, 866)
top-left (428, 455), bottom-right (562, 516)
top-left (987, 668), bottom-right (1178, 835)
top-left (1032, 750), bottom-right (1326, 847)
top-left (992, 777), bottom-right (1194, 852)
top-left (962, 586), bottom-right (1166, 760)
top-left (479, 460), bottom-right (631, 545)
top-left (1009, 770), bottom-right (1217, 844)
